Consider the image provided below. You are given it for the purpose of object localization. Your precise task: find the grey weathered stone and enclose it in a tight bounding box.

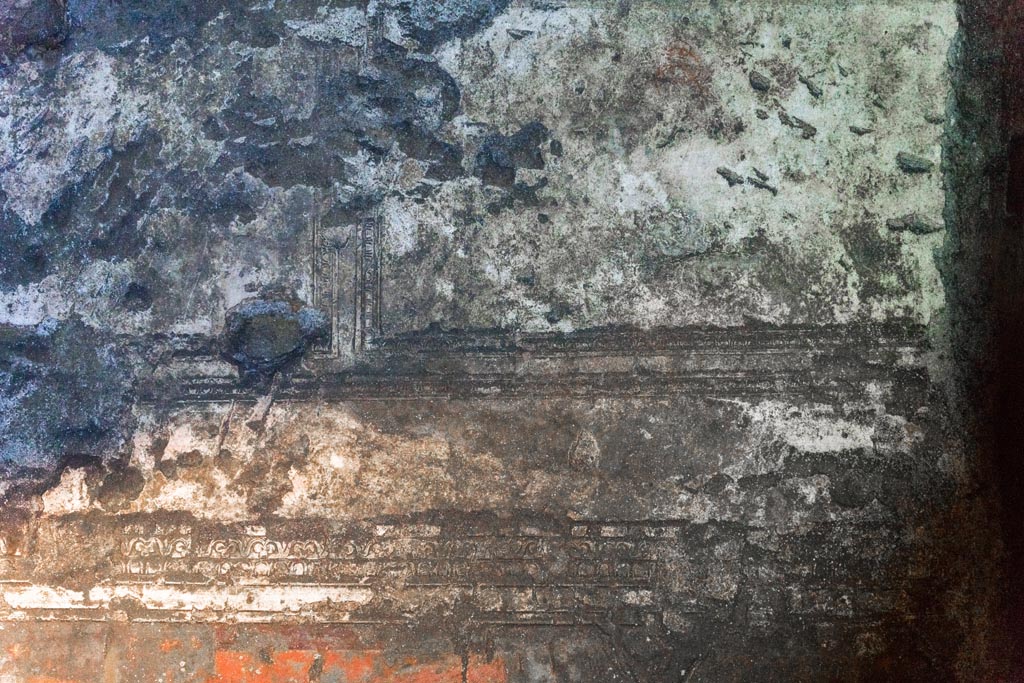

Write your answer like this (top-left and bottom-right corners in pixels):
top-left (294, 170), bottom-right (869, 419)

top-left (897, 151), bottom-right (936, 173)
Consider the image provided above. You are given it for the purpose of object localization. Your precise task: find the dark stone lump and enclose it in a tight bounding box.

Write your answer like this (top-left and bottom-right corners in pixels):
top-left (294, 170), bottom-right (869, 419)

top-left (223, 299), bottom-right (328, 381)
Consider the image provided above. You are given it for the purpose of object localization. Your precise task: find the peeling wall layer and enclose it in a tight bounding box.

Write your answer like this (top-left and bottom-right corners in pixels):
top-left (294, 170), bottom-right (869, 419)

top-left (0, 0), bottom-right (1006, 681)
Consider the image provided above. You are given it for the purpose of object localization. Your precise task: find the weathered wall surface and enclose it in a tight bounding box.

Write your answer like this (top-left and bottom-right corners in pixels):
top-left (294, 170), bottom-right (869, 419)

top-left (0, 0), bottom-right (1011, 681)
top-left (0, 1), bottom-right (955, 343)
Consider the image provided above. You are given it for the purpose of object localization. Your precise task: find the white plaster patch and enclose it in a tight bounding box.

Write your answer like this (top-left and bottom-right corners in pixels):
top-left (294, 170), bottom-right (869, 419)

top-left (41, 468), bottom-right (92, 515)
top-left (736, 400), bottom-right (882, 455)
top-left (135, 471), bottom-right (251, 522)
top-left (615, 167), bottom-right (669, 215)
top-left (163, 424), bottom-right (210, 461)
top-left (0, 583), bottom-right (373, 616)
top-left (286, 6), bottom-right (368, 46)
top-left (0, 50), bottom-right (147, 226)
top-left (0, 277), bottom-right (71, 326)
top-left (382, 196), bottom-right (420, 257)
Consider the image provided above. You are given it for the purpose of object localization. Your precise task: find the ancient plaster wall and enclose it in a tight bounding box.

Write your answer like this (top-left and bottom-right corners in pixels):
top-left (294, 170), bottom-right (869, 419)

top-left (0, 1), bottom-right (1009, 681)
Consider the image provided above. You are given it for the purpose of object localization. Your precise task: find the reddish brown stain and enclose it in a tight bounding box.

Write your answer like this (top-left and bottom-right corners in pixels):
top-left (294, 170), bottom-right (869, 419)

top-left (655, 43), bottom-right (712, 93)
top-left (161, 638), bottom-right (183, 653)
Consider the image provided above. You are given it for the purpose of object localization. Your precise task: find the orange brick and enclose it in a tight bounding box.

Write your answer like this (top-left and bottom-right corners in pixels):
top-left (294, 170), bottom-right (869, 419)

top-left (252, 650), bottom-right (316, 683)
top-left (206, 650), bottom-right (318, 683)
top-left (467, 657), bottom-right (507, 683)
top-left (208, 651), bottom-right (256, 683)
top-left (206, 649), bottom-right (504, 683)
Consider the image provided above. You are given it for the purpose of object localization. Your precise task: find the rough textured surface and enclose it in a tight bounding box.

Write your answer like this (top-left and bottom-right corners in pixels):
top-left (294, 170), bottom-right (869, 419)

top-left (0, 0), bottom-right (1017, 680)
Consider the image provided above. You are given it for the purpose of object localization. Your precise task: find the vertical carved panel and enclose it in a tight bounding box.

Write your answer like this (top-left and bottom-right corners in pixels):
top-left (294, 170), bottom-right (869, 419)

top-left (354, 215), bottom-right (382, 352)
top-left (310, 195), bottom-right (382, 358)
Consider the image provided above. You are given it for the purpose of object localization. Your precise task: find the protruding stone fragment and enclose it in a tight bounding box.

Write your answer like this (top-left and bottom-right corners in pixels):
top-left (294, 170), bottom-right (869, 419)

top-left (223, 299), bottom-right (328, 381)
top-left (749, 70), bottom-right (772, 92)
top-left (747, 175), bottom-right (778, 196)
top-left (896, 152), bottom-right (935, 174)
top-left (850, 125), bottom-right (873, 135)
top-left (799, 74), bottom-right (823, 98)
top-left (779, 110), bottom-right (817, 139)
top-left (717, 166), bottom-right (745, 186)
top-left (886, 213), bottom-right (941, 235)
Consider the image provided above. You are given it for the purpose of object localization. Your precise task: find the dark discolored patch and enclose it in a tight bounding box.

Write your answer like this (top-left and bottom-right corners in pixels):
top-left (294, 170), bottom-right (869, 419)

top-left (896, 151), bottom-right (935, 174)
top-left (840, 222), bottom-right (918, 304)
top-left (543, 301), bottom-right (577, 325)
top-left (95, 466), bottom-right (145, 509)
top-left (0, 192), bottom-right (43, 285)
top-left (0, 318), bottom-right (135, 467)
top-left (194, 167), bottom-right (263, 229)
top-left (830, 470), bottom-right (875, 508)
top-left (886, 213), bottom-right (941, 235)
top-left (121, 281), bottom-right (153, 311)
top-left (474, 122), bottom-right (549, 188)
top-left (65, 0), bottom-right (228, 52)
top-left (0, 0), bottom-right (67, 57)
top-left (213, 41), bottom-right (463, 192)
top-left (177, 449), bottom-right (204, 467)
top-left (223, 298), bottom-right (328, 381)
top-left (0, 129), bottom-right (166, 286)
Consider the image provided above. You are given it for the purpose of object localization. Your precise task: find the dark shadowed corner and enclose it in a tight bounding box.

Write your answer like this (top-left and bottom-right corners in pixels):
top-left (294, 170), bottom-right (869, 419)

top-left (935, 0), bottom-right (1024, 678)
